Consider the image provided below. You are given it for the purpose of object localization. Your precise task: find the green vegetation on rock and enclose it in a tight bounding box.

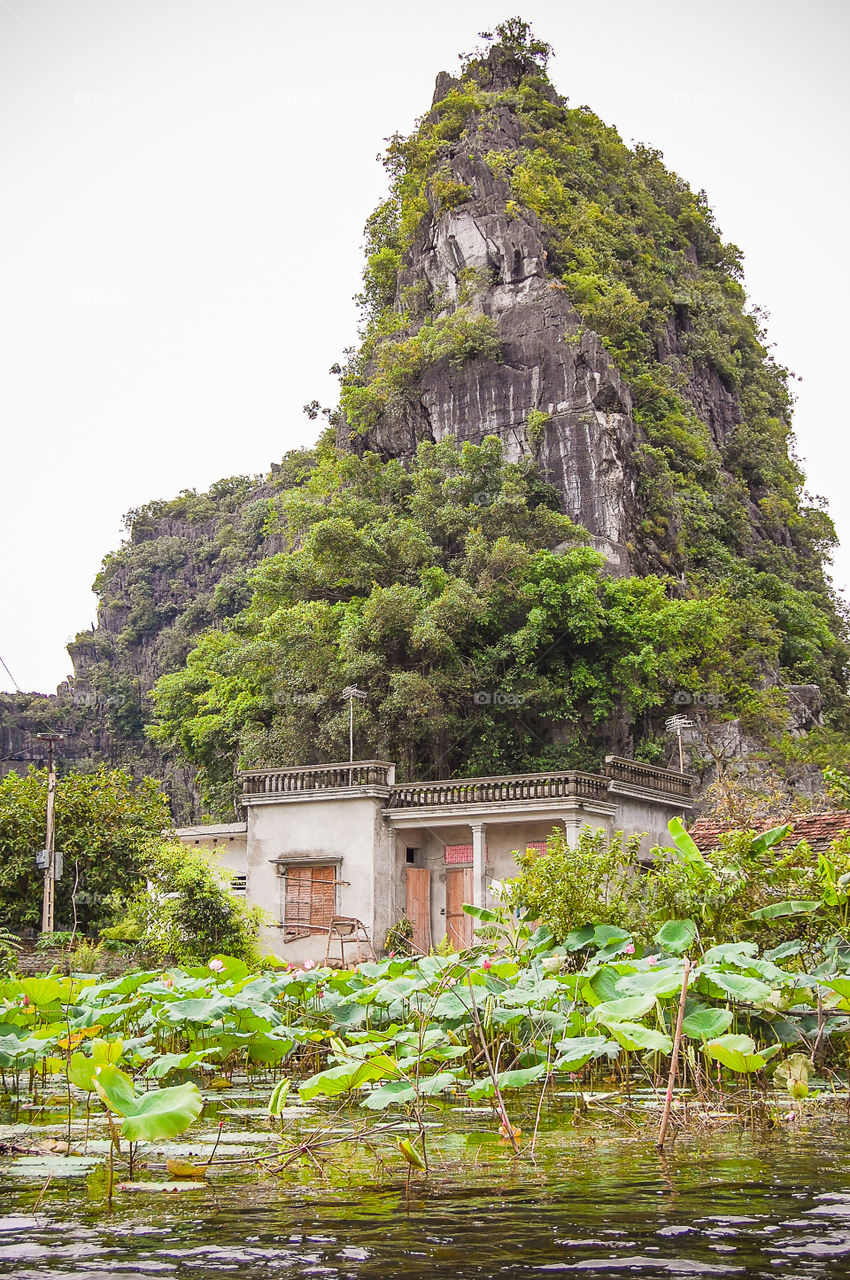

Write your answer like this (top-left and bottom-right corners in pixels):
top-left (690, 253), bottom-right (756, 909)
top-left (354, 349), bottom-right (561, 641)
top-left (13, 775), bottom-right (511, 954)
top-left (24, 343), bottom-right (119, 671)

top-left (149, 436), bottom-right (835, 814)
top-left (339, 18), bottom-right (847, 709)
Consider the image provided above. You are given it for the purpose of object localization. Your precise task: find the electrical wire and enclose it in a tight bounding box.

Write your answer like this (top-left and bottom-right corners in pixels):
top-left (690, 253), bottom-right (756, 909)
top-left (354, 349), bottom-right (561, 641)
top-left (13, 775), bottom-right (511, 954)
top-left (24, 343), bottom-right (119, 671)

top-left (0, 652), bottom-right (22, 692)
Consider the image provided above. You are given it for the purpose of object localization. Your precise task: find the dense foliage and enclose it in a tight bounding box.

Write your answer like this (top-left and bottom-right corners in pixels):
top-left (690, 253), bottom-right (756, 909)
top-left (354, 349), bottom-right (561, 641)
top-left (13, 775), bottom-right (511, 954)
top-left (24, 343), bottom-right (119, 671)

top-left (105, 840), bottom-right (264, 968)
top-left (3, 910), bottom-right (850, 1127)
top-left (0, 768), bottom-right (169, 932)
top-left (148, 437), bottom-right (821, 811)
top-left (512, 817), bottom-right (850, 953)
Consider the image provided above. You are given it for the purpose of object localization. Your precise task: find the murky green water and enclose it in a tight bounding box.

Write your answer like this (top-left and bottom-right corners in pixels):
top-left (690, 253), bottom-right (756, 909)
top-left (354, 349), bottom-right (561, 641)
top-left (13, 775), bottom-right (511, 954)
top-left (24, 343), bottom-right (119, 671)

top-left (1, 1099), bottom-right (849, 1278)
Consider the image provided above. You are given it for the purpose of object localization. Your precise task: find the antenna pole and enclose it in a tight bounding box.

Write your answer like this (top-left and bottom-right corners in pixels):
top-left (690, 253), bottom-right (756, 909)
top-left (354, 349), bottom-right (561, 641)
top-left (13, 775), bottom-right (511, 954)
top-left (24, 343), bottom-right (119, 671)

top-left (341, 686), bottom-right (367, 765)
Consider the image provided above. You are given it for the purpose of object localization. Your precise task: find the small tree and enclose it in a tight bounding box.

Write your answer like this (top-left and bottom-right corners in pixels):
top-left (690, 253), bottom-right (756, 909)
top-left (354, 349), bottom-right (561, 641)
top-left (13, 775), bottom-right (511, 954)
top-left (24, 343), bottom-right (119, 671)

top-left (111, 840), bottom-right (264, 966)
top-left (511, 827), bottom-right (643, 941)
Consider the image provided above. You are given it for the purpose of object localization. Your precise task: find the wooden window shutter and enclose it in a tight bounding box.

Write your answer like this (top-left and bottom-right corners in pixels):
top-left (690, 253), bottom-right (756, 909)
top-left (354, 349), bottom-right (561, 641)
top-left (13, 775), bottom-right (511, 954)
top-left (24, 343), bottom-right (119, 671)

top-left (310, 865), bottom-right (336, 930)
top-left (282, 864), bottom-right (336, 939)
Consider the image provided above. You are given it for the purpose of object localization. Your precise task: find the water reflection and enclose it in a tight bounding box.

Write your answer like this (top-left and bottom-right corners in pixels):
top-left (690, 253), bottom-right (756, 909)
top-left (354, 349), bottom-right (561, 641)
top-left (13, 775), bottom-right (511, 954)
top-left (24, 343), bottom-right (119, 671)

top-left (0, 1128), bottom-right (848, 1278)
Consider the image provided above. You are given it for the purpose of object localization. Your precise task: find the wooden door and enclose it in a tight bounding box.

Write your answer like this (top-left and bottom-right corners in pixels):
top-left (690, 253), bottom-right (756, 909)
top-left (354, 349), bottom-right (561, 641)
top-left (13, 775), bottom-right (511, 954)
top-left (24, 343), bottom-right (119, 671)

top-left (445, 866), bottom-right (474, 949)
top-left (405, 867), bottom-right (431, 953)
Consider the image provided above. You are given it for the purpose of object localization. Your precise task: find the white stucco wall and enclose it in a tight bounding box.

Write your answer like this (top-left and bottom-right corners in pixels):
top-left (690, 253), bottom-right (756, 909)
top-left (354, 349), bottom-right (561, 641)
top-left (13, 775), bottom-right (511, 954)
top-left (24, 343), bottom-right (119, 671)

top-left (173, 824), bottom-right (248, 880)
top-left (607, 793), bottom-right (685, 860)
top-left (245, 794), bottom-right (394, 963)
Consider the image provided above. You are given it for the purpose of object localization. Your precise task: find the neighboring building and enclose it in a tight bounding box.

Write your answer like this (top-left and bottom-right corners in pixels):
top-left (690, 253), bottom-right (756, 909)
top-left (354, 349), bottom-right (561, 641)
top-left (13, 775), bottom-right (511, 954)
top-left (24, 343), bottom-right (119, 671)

top-left (690, 811), bottom-right (850, 854)
top-left (175, 756), bottom-right (693, 962)
top-left (173, 822), bottom-right (248, 896)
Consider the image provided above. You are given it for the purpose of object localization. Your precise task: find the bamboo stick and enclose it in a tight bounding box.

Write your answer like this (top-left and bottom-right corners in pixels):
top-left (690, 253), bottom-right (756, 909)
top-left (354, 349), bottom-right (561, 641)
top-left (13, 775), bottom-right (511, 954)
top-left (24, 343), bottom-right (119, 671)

top-left (657, 957), bottom-right (691, 1151)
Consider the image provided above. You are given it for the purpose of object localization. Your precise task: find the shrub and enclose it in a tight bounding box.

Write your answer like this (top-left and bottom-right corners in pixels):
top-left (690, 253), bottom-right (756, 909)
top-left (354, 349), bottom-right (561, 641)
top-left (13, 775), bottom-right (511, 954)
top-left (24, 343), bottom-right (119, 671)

top-left (526, 408), bottom-right (550, 450)
top-left (0, 927), bottom-right (21, 971)
top-left (125, 841), bottom-right (264, 967)
top-left (430, 168), bottom-right (472, 212)
top-left (511, 827), bottom-right (643, 941)
top-left (72, 938), bottom-right (103, 973)
top-left (647, 827), bottom-right (850, 951)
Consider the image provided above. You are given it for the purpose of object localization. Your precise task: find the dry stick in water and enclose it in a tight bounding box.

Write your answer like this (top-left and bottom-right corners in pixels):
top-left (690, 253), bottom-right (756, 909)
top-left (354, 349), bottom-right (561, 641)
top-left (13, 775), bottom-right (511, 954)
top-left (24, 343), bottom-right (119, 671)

top-left (465, 974), bottom-right (520, 1154)
top-left (657, 957), bottom-right (692, 1152)
top-left (203, 1120), bottom-right (224, 1171)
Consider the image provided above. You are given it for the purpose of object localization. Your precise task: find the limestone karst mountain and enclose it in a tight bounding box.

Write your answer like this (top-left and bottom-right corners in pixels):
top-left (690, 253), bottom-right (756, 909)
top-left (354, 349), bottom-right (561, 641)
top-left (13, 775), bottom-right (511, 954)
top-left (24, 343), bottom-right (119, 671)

top-left (339, 25), bottom-right (829, 593)
top-left (4, 21), bottom-right (847, 818)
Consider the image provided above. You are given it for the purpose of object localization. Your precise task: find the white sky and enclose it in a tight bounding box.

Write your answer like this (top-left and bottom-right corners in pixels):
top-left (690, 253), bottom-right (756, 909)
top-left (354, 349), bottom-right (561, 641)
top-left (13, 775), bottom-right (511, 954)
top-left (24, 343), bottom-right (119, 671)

top-left (1, 0), bottom-right (848, 694)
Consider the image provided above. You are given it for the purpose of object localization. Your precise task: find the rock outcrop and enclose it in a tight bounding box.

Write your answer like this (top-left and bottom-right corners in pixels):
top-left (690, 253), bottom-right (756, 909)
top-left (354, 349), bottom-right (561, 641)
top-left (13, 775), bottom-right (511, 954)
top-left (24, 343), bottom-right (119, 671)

top-left (339, 39), bottom-right (814, 582)
top-left (345, 97), bottom-right (639, 572)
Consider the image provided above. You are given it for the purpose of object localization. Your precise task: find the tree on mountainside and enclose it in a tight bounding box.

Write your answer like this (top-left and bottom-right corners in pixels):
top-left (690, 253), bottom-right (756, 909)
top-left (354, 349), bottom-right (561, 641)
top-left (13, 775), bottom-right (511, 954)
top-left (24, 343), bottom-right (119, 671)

top-left (149, 437), bottom-right (829, 815)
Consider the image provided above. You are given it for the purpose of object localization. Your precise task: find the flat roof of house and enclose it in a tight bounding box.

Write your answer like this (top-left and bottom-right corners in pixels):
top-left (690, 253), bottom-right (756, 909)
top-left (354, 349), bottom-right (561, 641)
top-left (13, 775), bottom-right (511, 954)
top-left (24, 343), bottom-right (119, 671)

top-left (173, 822), bottom-right (247, 838)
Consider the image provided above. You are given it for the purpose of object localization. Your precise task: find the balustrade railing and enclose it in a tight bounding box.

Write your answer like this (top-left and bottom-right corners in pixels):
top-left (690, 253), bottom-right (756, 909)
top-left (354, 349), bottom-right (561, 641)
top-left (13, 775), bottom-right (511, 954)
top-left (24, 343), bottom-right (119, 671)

top-left (603, 755), bottom-right (693, 797)
top-left (241, 761), bottom-right (394, 797)
top-left (387, 770), bottom-right (609, 809)
top-left (240, 757), bottom-right (692, 803)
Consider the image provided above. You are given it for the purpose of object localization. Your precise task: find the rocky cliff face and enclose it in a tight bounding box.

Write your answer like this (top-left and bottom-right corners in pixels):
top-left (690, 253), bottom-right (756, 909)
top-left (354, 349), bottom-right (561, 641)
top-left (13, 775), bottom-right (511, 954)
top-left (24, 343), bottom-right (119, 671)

top-left (344, 92), bottom-right (639, 572)
top-left (339, 38), bottom-right (818, 587)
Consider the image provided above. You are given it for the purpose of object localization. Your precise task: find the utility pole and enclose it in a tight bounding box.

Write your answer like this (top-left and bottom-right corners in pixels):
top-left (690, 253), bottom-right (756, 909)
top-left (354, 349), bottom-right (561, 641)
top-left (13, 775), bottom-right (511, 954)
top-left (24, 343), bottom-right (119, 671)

top-left (341, 686), bottom-right (367, 763)
top-left (664, 714), bottom-right (693, 774)
top-left (36, 733), bottom-right (64, 935)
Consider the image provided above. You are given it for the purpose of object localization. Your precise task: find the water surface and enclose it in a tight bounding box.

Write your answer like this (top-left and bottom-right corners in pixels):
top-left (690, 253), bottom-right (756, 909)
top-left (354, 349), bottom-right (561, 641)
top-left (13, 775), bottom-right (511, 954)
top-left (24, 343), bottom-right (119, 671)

top-left (3, 1110), bottom-right (850, 1278)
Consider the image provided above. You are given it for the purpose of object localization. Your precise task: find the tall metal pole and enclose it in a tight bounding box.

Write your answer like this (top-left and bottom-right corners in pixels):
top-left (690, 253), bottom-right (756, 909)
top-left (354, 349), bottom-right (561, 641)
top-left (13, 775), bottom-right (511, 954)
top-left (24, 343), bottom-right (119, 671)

top-left (341, 686), bottom-right (367, 767)
top-left (664, 715), bottom-right (693, 775)
top-left (37, 733), bottom-right (63, 935)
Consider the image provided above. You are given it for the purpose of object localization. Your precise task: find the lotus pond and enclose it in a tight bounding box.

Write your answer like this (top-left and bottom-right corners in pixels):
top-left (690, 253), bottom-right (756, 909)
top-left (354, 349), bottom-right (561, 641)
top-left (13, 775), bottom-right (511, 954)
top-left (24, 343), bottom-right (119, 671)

top-left (2, 925), bottom-right (850, 1276)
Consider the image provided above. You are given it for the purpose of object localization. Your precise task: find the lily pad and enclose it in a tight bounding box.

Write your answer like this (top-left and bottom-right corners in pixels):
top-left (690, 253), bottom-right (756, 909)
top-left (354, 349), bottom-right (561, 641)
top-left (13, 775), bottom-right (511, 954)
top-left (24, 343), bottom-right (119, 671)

top-left (3, 1155), bottom-right (101, 1179)
top-left (117, 1180), bottom-right (208, 1193)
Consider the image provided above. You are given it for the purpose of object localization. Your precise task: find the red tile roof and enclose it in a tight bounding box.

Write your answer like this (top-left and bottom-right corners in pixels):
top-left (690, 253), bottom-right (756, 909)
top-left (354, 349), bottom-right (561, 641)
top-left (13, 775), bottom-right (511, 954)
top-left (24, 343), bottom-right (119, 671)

top-left (690, 811), bottom-right (850, 853)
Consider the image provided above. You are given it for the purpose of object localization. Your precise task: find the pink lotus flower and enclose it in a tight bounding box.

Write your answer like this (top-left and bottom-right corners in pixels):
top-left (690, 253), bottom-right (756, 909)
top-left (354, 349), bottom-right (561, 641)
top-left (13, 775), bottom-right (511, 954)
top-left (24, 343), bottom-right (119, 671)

top-left (302, 958), bottom-right (315, 971)
top-left (389, 950), bottom-right (396, 958)
top-left (624, 943), bottom-right (635, 955)
top-left (647, 954), bottom-right (658, 967)
top-left (208, 958), bottom-right (225, 973)
top-left (482, 956), bottom-right (493, 971)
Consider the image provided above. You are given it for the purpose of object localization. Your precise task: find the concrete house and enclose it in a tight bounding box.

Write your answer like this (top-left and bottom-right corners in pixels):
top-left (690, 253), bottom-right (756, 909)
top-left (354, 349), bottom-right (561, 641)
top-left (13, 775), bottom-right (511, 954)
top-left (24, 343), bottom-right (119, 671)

top-left (176, 756), bottom-right (693, 962)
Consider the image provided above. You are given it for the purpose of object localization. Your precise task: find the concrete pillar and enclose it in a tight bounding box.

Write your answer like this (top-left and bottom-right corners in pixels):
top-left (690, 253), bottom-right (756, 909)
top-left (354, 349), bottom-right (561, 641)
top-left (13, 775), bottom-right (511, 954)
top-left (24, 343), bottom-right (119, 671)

top-left (562, 813), bottom-right (582, 847)
top-left (471, 821), bottom-right (487, 906)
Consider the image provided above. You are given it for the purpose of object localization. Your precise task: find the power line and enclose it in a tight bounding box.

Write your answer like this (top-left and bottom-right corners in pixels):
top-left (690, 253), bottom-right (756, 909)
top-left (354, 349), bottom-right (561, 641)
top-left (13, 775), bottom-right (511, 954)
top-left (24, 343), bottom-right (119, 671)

top-left (0, 652), bottom-right (22, 693)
